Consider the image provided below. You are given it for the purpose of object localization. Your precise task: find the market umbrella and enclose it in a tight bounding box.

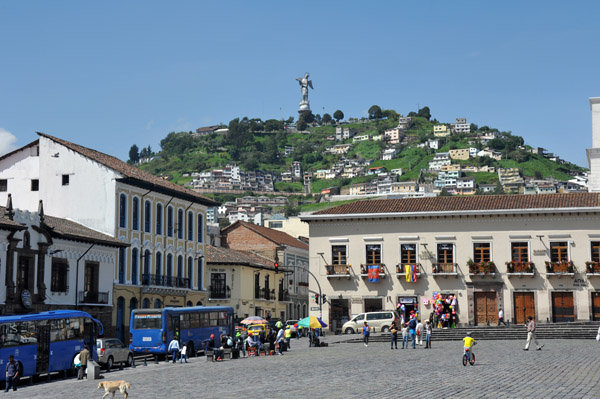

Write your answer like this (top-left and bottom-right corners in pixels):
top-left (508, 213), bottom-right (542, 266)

top-left (297, 316), bottom-right (328, 329)
top-left (240, 316), bottom-right (268, 324)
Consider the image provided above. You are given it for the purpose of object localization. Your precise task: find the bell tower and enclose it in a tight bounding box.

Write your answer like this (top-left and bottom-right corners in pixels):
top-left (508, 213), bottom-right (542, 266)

top-left (587, 98), bottom-right (600, 192)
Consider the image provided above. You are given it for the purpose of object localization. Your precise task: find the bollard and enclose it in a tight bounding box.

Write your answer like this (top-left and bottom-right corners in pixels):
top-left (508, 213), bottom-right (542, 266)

top-left (154, 355), bottom-right (158, 364)
top-left (144, 357), bottom-right (148, 366)
top-left (131, 358), bottom-right (136, 369)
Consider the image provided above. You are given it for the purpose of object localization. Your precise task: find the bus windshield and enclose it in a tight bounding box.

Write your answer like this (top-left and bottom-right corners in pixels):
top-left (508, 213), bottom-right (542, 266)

top-left (132, 312), bottom-right (162, 329)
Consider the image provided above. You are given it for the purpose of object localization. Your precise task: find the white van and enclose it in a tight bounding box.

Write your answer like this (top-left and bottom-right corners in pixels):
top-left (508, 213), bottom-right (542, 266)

top-left (342, 311), bottom-right (399, 334)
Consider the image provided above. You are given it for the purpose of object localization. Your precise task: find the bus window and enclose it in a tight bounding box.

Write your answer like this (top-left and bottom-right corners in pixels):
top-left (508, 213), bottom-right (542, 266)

top-left (50, 319), bottom-right (67, 342)
top-left (199, 312), bottom-right (209, 327)
top-left (181, 314), bottom-right (190, 329)
top-left (19, 321), bottom-right (37, 344)
top-left (132, 313), bottom-right (162, 329)
top-left (190, 313), bottom-right (200, 328)
top-left (210, 312), bottom-right (219, 327)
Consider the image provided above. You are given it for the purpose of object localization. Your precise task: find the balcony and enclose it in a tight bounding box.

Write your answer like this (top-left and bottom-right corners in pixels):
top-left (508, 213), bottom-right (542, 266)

top-left (506, 261), bottom-right (536, 278)
top-left (396, 263), bottom-right (422, 281)
top-left (467, 261), bottom-right (496, 277)
top-left (79, 291), bottom-right (109, 305)
top-left (586, 261), bottom-right (600, 276)
top-left (432, 263), bottom-right (458, 277)
top-left (545, 260), bottom-right (576, 277)
top-left (359, 264), bottom-right (386, 279)
top-left (255, 287), bottom-right (276, 301)
top-left (208, 285), bottom-right (231, 300)
top-left (325, 264), bottom-right (351, 279)
top-left (278, 289), bottom-right (291, 302)
top-left (142, 274), bottom-right (190, 288)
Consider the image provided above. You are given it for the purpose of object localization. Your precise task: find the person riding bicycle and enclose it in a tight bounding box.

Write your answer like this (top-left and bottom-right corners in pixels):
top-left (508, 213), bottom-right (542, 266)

top-left (463, 332), bottom-right (476, 361)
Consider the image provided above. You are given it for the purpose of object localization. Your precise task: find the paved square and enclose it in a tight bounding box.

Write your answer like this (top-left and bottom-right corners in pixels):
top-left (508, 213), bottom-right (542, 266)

top-left (6, 336), bottom-right (600, 398)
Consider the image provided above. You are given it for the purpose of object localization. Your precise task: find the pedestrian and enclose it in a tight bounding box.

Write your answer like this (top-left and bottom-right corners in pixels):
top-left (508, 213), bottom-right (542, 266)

top-left (429, 311), bottom-right (435, 328)
top-left (267, 328), bottom-right (276, 353)
top-left (498, 308), bottom-right (507, 326)
top-left (523, 316), bottom-right (544, 351)
top-left (401, 323), bottom-right (409, 349)
top-left (408, 315), bottom-right (417, 349)
top-left (208, 334), bottom-right (224, 360)
top-left (276, 326), bottom-right (285, 355)
top-left (424, 320), bottom-right (432, 349)
top-left (5, 355), bottom-right (19, 392)
top-left (362, 321), bottom-right (371, 347)
top-left (77, 345), bottom-right (90, 380)
top-left (265, 311), bottom-right (271, 321)
top-left (390, 321), bottom-right (398, 349)
top-left (416, 319), bottom-right (424, 346)
top-left (284, 325), bottom-right (292, 350)
top-left (168, 336), bottom-right (180, 363)
top-left (179, 343), bottom-right (188, 363)
top-left (308, 328), bottom-right (313, 347)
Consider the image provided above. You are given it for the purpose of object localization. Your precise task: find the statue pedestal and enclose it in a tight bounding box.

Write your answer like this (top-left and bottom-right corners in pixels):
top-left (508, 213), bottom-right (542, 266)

top-left (299, 102), bottom-right (310, 112)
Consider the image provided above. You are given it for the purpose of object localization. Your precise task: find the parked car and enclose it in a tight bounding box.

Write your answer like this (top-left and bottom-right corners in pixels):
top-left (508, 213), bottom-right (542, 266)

top-left (247, 323), bottom-right (269, 337)
top-left (96, 338), bottom-right (134, 370)
top-left (342, 311), bottom-right (400, 334)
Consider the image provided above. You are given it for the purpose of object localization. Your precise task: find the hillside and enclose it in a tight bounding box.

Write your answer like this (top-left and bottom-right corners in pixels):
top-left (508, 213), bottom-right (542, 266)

top-left (133, 107), bottom-right (587, 198)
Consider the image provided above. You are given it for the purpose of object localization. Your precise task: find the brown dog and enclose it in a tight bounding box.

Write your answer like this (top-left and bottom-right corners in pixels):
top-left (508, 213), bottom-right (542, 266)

top-left (98, 380), bottom-right (131, 399)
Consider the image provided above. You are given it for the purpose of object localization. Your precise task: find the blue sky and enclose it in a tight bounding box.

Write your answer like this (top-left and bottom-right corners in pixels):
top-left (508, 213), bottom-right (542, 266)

top-left (1, 1), bottom-right (599, 166)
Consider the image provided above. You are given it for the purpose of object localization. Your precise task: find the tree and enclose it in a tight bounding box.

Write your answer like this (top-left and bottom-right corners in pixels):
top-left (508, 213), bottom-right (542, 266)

top-left (333, 110), bottom-right (344, 122)
top-left (128, 144), bottom-right (139, 164)
top-left (439, 188), bottom-right (451, 196)
top-left (417, 106), bottom-right (431, 120)
top-left (493, 182), bottom-right (504, 195)
top-left (368, 105), bottom-right (383, 120)
top-left (285, 116), bottom-right (294, 124)
top-left (470, 123), bottom-right (478, 132)
top-left (322, 113), bottom-right (332, 125)
top-left (296, 119), bottom-right (308, 131)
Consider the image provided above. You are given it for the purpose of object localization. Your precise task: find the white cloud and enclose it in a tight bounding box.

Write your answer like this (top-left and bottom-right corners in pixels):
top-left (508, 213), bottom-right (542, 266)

top-left (0, 128), bottom-right (18, 156)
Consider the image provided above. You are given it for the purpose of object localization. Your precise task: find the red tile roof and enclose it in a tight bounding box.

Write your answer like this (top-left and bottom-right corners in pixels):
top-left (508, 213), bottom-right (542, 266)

top-left (206, 245), bottom-right (274, 269)
top-left (37, 132), bottom-right (218, 206)
top-left (222, 221), bottom-right (309, 250)
top-left (0, 206), bottom-right (126, 247)
top-left (308, 193), bottom-right (600, 217)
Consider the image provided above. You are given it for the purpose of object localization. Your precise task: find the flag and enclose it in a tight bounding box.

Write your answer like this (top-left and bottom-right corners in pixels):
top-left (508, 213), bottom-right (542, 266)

top-left (368, 265), bottom-right (380, 282)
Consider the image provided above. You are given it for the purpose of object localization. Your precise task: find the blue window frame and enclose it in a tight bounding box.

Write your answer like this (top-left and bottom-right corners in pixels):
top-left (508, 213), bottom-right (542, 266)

top-left (156, 204), bottom-right (163, 235)
top-left (119, 194), bottom-right (127, 228)
top-left (177, 209), bottom-right (184, 239)
top-left (144, 200), bottom-right (151, 233)
top-left (187, 211), bottom-right (194, 241)
top-left (132, 197), bottom-right (139, 230)
top-left (131, 248), bottom-right (138, 285)
top-left (197, 213), bottom-right (204, 243)
top-left (167, 206), bottom-right (174, 237)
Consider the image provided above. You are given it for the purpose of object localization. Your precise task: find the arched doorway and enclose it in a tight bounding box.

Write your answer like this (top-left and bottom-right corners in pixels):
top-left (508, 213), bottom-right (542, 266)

top-left (116, 296), bottom-right (125, 342)
top-left (154, 299), bottom-right (161, 308)
top-left (143, 298), bottom-right (150, 308)
top-left (129, 297), bottom-right (138, 337)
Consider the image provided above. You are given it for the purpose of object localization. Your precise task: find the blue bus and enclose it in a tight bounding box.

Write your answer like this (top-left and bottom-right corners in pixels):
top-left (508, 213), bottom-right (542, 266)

top-left (129, 306), bottom-right (234, 357)
top-left (0, 310), bottom-right (102, 383)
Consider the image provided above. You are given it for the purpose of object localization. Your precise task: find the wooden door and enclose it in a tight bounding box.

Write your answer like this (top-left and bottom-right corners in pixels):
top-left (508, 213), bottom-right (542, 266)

top-left (592, 292), bottom-right (600, 321)
top-left (552, 292), bottom-right (574, 322)
top-left (513, 292), bottom-right (535, 325)
top-left (474, 292), bottom-right (497, 326)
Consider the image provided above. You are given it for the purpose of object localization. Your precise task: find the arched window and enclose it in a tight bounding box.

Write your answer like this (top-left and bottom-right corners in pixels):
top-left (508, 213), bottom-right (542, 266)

top-left (132, 197), bottom-right (139, 230)
top-left (187, 257), bottom-right (193, 289)
top-left (167, 254), bottom-right (173, 285)
top-left (156, 252), bottom-right (162, 277)
top-left (186, 301), bottom-right (193, 307)
top-left (156, 204), bottom-right (163, 235)
top-left (197, 258), bottom-right (204, 290)
top-left (119, 194), bottom-right (127, 228)
top-left (143, 249), bottom-right (151, 284)
top-left (177, 209), bottom-right (183, 239)
top-left (177, 255), bottom-right (183, 287)
top-left (143, 298), bottom-right (150, 308)
top-left (167, 206), bottom-right (174, 237)
top-left (118, 248), bottom-right (126, 284)
top-left (131, 248), bottom-right (139, 285)
top-left (196, 301), bottom-right (203, 306)
top-left (197, 213), bottom-right (204, 243)
top-left (130, 297), bottom-right (138, 313)
top-left (144, 200), bottom-right (151, 233)
top-left (154, 299), bottom-right (161, 309)
top-left (187, 211), bottom-right (194, 241)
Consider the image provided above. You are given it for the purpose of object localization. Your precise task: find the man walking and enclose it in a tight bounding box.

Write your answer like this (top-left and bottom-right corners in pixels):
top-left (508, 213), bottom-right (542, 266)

top-left (77, 345), bottom-right (90, 380)
top-left (5, 355), bottom-right (19, 392)
top-left (523, 316), bottom-right (544, 351)
top-left (498, 308), bottom-right (507, 326)
top-left (362, 321), bottom-right (371, 347)
top-left (168, 336), bottom-right (180, 363)
top-left (408, 315), bottom-right (417, 349)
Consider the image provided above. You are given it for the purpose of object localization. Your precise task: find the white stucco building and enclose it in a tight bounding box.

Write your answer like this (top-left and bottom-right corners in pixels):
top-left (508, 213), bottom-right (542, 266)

top-left (587, 97), bottom-right (600, 192)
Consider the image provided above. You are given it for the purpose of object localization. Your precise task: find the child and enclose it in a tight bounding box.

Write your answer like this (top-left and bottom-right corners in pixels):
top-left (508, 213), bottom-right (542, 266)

top-left (424, 320), bottom-right (432, 348)
top-left (401, 323), bottom-right (409, 349)
top-left (463, 332), bottom-right (476, 361)
top-left (416, 320), bottom-right (424, 346)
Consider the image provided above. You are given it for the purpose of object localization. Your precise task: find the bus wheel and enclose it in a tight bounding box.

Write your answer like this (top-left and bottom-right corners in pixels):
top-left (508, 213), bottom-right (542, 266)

top-left (187, 341), bottom-right (195, 358)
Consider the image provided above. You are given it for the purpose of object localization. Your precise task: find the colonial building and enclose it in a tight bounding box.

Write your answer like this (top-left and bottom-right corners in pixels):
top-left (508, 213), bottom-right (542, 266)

top-left (206, 245), bottom-right (287, 320)
top-left (301, 194), bottom-right (600, 332)
top-left (222, 221), bottom-right (309, 320)
top-left (1, 199), bottom-right (127, 334)
top-left (0, 133), bottom-right (218, 342)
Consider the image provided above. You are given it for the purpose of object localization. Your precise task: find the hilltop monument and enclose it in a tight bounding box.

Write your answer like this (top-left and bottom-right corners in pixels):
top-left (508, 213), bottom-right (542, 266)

top-left (587, 97), bottom-right (600, 192)
top-left (296, 73), bottom-right (313, 113)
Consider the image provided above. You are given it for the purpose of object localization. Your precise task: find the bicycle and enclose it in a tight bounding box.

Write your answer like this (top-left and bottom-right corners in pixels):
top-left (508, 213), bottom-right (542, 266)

top-left (462, 347), bottom-right (475, 366)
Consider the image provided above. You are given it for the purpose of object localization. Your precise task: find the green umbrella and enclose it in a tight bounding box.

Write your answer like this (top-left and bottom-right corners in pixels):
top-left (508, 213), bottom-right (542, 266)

top-left (297, 316), bottom-right (328, 328)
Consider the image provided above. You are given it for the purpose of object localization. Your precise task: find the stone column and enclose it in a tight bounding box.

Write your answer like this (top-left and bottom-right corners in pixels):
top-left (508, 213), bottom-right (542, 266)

top-left (587, 97), bottom-right (600, 192)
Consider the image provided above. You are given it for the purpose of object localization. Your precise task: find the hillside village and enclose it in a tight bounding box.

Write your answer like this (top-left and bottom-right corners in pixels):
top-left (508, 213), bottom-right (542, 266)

top-left (135, 107), bottom-right (588, 225)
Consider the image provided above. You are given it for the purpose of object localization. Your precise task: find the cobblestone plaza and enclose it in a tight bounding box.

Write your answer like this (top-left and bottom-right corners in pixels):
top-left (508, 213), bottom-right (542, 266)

top-left (5, 336), bottom-right (600, 399)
